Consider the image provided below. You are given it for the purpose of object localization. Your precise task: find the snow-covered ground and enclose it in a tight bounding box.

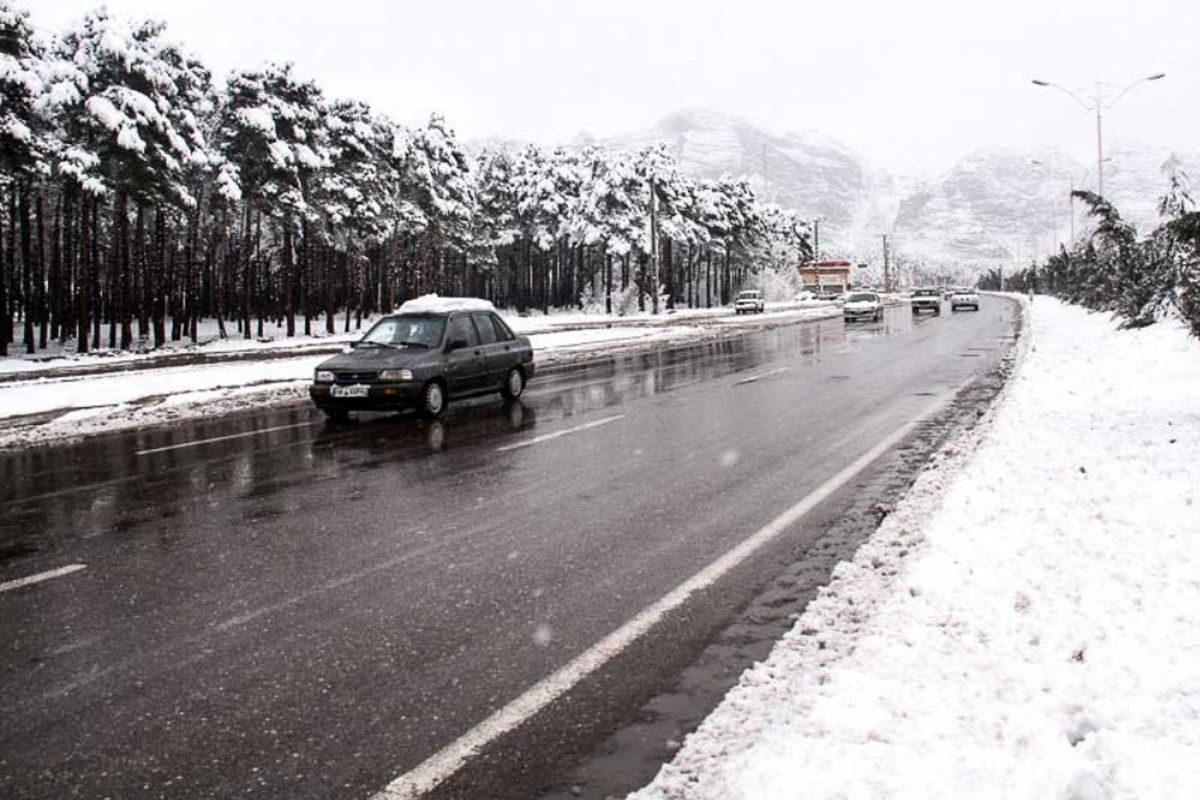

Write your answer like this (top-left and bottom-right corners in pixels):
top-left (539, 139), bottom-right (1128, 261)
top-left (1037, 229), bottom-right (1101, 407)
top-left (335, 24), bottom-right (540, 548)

top-left (632, 297), bottom-right (1200, 800)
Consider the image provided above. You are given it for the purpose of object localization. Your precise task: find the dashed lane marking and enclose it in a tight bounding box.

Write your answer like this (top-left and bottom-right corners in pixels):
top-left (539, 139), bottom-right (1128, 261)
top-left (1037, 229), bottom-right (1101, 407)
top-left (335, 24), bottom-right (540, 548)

top-left (0, 564), bottom-right (87, 594)
top-left (734, 366), bottom-right (790, 385)
top-left (495, 415), bottom-right (625, 453)
top-left (135, 421), bottom-right (318, 456)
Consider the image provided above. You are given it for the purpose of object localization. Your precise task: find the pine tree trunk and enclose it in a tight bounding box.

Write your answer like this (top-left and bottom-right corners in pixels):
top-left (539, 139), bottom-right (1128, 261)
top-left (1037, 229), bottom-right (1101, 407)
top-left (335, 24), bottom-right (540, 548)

top-left (325, 239), bottom-right (335, 335)
top-left (284, 214), bottom-right (295, 337)
top-left (50, 196), bottom-right (62, 342)
top-left (637, 252), bottom-right (646, 312)
top-left (60, 188), bottom-right (75, 342)
top-left (254, 210), bottom-right (264, 339)
top-left (301, 217), bottom-right (311, 336)
top-left (19, 182), bottom-right (34, 354)
top-left (35, 192), bottom-right (47, 349)
top-left (344, 239), bottom-right (353, 333)
top-left (664, 237), bottom-right (674, 311)
top-left (242, 200), bottom-right (253, 340)
top-left (0, 187), bottom-right (7, 357)
top-left (77, 194), bottom-right (91, 354)
top-left (706, 248), bottom-right (713, 308)
top-left (722, 247), bottom-right (731, 305)
top-left (153, 205), bottom-right (166, 348)
top-left (91, 198), bottom-right (101, 348)
top-left (605, 249), bottom-right (612, 314)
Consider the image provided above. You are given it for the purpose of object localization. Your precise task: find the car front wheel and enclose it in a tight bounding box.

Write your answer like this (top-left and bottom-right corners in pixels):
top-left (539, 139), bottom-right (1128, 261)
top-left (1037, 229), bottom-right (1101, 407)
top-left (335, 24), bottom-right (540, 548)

top-left (421, 380), bottom-right (447, 418)
top-left (501, 367), bottom-right (525, 400)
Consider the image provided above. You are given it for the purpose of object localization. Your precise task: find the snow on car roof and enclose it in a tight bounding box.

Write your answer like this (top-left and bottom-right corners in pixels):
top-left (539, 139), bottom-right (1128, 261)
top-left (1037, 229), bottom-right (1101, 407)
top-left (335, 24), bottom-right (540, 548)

top-left (397, 294), bottom-right (497, 314)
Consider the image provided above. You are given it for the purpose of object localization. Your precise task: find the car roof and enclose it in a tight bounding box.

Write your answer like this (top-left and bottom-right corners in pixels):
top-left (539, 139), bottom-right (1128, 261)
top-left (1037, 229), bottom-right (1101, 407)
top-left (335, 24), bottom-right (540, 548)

top-left (397, 295), bottom-right (497, 314)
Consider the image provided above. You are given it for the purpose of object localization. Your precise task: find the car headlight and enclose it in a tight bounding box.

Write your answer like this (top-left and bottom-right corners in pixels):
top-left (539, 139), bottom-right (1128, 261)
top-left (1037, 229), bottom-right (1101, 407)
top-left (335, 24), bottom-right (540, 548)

top-left (379, 369), bottom-right (414, 382)
top-left (315, 370), bottom-right (334, 383)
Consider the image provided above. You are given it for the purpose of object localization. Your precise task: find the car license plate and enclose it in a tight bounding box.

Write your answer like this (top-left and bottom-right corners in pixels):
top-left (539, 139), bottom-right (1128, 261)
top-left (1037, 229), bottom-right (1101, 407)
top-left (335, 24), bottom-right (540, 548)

top-left (331, 384), bottom-right (369, 398)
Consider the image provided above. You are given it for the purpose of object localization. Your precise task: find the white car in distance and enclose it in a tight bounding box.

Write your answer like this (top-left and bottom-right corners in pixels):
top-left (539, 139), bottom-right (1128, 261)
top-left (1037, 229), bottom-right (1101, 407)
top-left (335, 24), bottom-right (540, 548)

top-left (842, 291), bottom-right (883, 323)
top-left (734, 289), bottom-right (766, 314)
top-left (950, 287), bottom-right (980, 311)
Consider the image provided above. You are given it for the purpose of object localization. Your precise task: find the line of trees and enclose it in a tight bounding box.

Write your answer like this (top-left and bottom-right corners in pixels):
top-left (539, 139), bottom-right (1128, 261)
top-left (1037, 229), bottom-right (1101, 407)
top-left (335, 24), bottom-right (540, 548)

top-left (978, 157), bottom-right (1200, 338)
top-left (0, 3), bottom-right (811, 357)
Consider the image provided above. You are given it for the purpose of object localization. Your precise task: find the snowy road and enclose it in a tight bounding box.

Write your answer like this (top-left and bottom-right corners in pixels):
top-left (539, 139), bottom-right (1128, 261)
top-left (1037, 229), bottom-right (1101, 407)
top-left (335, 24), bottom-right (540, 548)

top-left (0, 299), bottom-right (1018, 800)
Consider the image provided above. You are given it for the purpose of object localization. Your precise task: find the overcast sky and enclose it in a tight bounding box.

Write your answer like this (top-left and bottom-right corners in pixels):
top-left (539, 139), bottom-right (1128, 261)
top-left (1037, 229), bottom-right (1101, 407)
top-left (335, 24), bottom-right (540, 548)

top-left (28, 0), bottom-right (1199, 176)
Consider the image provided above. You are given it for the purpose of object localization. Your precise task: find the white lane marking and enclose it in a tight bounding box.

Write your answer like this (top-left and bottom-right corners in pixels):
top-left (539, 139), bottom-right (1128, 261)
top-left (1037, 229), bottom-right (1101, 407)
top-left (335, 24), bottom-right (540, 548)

top-left (373, 396), bottom-right (949, 800)
top-left (135, 421), bottom-right (317, 456)
top-left (495, 415), bottom-right (625, 453)
top-left (0, 564), bottom-right (87, 594)
top-left (734, 366), bottom-right (790, 385)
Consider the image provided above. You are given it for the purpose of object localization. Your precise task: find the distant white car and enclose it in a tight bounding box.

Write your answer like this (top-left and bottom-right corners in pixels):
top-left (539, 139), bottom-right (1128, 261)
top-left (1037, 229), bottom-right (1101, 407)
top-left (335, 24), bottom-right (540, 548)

top-left (843, 291), bottom-right (883, 323)
top-left (910, 287), bottom-right (942, 315)
top-left (734, 290), bottom-right (765, 314)
top-left (950, 287), bottom-right (980, 311)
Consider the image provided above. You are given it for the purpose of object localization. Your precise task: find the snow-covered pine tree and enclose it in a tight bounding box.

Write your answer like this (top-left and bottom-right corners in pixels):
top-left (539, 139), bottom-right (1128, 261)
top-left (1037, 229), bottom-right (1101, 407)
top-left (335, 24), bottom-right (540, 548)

top-left (46, 10), bottom-right (212, 348)
top-left (0, 0), bottom-right (50, 354)
top-left (399, 114), bottom-right (475, 298)
top-left (214, 62), bottom-right (325, 336)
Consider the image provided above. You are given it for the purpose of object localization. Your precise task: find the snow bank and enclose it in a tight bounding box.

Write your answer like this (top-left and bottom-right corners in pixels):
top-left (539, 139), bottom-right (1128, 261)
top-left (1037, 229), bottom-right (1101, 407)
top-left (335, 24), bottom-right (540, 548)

top-left (397, 294), bottom-right (497, 314)
top-left (632, 298), bottom-right (1200, 800)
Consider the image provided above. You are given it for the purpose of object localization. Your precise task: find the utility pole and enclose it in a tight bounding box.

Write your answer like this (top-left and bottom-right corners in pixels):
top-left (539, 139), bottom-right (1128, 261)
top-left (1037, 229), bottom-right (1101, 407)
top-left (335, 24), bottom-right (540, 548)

top-left (881, 234), bottom-right (891, 293)
top-left (1094, 78), bottom-right (1104, 197)
top-left (762, 143), bottom-right (768, 198)
top-left (650, 177), bottom-right (660, 315)
top-left (813, 220), bottom-right (820, 262)
top-left (1069, 174), bottom-right (1075, 243)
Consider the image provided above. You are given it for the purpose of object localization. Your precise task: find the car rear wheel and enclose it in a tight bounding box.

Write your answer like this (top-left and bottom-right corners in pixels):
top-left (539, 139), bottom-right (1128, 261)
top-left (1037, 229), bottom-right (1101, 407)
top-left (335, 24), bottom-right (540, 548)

top-left (421, 380), bottom-right (447, 418)
top-left (501, 367), bottom-right (525, 400)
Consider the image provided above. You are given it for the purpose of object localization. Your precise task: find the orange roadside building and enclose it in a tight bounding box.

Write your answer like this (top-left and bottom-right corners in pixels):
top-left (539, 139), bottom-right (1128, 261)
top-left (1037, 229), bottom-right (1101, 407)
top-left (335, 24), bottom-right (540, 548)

top-left (798, 260), bottom-right (854, 294)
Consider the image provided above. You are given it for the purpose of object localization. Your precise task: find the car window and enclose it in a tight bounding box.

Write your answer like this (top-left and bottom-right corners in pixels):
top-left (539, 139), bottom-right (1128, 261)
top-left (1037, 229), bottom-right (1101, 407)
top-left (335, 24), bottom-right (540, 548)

top-left (489, 313), bottom-right (516, 341)
top-left (472, 313), bottom-right (499, 345)
top-left (447, 315), bottom-right (480, 347)
top-left (361, 315), bottom-right (445, 348)
top-left (847, 293), bottom-right (877, 302)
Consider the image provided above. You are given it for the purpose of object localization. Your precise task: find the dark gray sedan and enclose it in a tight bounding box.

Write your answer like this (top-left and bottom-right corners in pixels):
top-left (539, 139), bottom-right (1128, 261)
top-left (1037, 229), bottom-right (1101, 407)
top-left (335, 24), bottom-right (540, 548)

top-left (309, 308), bottom-right (535, 420)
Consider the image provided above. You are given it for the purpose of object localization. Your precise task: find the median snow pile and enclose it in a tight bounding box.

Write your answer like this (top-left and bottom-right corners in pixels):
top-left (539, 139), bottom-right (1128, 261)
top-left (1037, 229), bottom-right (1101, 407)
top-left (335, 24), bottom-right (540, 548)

top-left (632, 297), bottom-right (1200, 800)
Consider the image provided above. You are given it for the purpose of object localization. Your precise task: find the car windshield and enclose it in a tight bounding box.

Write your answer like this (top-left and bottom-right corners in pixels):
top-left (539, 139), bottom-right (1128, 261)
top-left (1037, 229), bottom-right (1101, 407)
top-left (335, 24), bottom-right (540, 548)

top-left (914, 289), bottom-right (940, 296)
top-left (955, 288), bottom-right (975, 294)
top-left (738, 291), bottom-right (760, 299)
top-left (847, 293), bottom-right (877, 302)
top-left (358, 315), bottom-right (446, 348)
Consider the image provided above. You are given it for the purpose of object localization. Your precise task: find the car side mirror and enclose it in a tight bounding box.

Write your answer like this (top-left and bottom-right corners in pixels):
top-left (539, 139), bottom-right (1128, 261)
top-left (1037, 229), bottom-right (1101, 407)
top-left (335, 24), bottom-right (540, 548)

top-left (447, 339), bottom-right (470, 351)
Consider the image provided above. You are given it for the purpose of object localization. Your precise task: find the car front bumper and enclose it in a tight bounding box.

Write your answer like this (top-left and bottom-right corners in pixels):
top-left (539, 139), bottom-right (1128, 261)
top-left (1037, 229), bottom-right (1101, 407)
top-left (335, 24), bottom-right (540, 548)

top-left (309, 382), bottom-right (422, 411)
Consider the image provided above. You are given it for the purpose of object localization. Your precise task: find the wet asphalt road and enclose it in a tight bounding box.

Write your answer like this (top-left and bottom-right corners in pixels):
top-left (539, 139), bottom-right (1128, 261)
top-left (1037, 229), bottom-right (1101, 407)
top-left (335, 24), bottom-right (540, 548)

top-left (0, 299), bottom-right (1018, 800)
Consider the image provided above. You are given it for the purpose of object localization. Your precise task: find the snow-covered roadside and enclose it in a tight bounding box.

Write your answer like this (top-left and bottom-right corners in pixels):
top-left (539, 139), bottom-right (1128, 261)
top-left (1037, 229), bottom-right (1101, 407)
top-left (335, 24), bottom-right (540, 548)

top-left (631, 297), bottom-right (1200, 800)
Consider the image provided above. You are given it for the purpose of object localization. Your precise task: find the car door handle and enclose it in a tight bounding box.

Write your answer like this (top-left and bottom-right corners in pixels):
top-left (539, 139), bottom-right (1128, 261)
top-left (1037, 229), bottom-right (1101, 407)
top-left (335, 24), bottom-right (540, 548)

top-left (473, 349), bottom-right (481, 356)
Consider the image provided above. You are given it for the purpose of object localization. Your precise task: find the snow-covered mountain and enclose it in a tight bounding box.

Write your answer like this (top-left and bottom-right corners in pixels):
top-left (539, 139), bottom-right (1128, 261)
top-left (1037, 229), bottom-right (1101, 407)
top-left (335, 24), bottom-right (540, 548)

top-left (606, 109), bottom-right (897, 259)
top-left (604, 109), bottom-right (1197, 276)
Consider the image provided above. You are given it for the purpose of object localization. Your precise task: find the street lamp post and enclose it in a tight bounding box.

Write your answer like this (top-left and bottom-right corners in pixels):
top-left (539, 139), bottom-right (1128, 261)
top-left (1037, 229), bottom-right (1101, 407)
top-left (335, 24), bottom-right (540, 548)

top-left (1031, 73), bottom-right (1165, 199)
